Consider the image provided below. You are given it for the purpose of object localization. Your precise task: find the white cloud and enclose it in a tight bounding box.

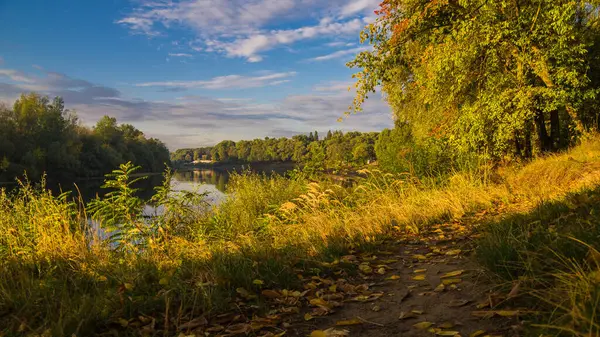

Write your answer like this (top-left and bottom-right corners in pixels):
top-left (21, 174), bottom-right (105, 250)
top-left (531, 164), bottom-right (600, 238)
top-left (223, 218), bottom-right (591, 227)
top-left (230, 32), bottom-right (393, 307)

top-left (0, 65), bottom-right (391, 149)
top-left (325, 41), bottom-right (356, 47)
top-left (0, 69), bottom-right (36, 83)
top-left (135, 71), bottom-right (297, 90)
top-left (210, 18), bottom-right (368, 62)
top-left (117, 0), bottom-right (296, 37)
top-left (118, 0), bottom-right (380, 62)
top-left (313, 81), bottom-right (354, 92)
top-left (340, 0), bottom-right (381, 17)
top-left (116, 16), bottom-right (160, 36)
top-left (308, 46), bottom-right (369, 62)
top-left (168, 53), bottom-right (193, 58)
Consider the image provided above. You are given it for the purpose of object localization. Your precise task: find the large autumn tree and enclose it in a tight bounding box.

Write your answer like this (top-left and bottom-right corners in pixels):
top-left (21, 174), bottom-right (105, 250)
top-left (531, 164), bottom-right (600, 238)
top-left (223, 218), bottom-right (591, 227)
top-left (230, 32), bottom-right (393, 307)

top-left (349, 0), bottom-right (600, 158)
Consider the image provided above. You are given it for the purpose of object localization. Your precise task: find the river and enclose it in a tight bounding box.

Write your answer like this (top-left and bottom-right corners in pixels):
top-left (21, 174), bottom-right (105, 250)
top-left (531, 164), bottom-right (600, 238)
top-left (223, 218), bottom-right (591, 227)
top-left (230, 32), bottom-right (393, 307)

top-left (68, 169), bottom-right (231, 207)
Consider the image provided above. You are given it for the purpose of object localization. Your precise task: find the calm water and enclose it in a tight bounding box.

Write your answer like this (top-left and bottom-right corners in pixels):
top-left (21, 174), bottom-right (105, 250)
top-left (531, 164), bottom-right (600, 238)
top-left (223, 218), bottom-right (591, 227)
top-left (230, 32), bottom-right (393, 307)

top-left (69, 169), bottom-right (231, 206)
top-left (5, 165), bottom-right (296, 208)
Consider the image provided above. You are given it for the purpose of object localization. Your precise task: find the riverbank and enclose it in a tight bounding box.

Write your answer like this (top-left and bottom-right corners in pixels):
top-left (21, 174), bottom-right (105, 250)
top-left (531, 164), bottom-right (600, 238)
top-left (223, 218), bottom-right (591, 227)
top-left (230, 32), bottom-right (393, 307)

top-left (176, 160), bottom-right (298, 172)
top-left (2, 137), bottom-right (600, 336)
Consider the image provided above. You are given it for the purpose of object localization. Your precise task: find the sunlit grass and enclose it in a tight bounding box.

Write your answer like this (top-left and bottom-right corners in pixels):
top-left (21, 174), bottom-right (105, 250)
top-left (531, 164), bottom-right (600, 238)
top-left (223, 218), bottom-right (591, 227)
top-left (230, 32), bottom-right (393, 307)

top-left (2, 136), bottom-right (600, 335)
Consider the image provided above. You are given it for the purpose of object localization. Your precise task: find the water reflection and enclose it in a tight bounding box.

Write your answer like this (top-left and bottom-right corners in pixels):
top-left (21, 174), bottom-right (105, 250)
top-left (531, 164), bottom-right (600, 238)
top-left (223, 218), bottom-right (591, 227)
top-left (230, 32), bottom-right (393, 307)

top-left (172, 169), bottom-right (229, 193)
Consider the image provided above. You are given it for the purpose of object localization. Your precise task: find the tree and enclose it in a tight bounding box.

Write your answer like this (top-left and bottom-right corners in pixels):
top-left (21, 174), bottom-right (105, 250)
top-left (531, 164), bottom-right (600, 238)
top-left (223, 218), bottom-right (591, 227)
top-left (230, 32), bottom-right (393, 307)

top-left (0, 94), bottom-right (171, 181)
top-left (349, 0), bottom-right (600, 158)
top-left (374, 123), bottom-right (414, 173)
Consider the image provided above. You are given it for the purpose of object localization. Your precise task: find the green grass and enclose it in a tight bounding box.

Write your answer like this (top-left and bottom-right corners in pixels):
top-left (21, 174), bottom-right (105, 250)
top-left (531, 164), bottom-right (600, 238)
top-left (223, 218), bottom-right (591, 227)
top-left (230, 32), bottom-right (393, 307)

top-left (2, 136), bottom-right (600, 336)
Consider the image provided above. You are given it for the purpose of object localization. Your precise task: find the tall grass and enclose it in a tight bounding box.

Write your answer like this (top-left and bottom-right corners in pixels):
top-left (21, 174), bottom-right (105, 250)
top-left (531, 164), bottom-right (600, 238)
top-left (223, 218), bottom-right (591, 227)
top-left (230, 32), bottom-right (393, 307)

top-left (475, 137), bottom-right (600, 336)
top-left (2, 136), bottom-right (600, 335)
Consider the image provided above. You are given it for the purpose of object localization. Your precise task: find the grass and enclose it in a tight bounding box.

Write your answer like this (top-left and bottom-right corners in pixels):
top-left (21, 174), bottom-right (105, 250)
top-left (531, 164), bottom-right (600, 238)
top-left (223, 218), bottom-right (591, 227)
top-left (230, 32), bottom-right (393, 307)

top-left (2, 136), bottom-right (600, 336)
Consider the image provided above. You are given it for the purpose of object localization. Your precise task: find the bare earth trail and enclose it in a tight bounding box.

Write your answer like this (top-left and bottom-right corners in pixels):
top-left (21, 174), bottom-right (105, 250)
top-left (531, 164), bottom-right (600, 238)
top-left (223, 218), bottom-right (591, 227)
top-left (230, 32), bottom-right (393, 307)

top-left (177, 210), bottom-right (529, 337)
top-left (279, 217), bottom-right (522, 337)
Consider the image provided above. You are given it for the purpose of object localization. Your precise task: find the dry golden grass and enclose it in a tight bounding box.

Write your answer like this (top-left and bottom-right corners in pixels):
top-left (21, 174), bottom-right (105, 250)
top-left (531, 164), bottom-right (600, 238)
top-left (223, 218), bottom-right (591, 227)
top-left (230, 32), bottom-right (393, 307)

top-left (2, 136), bottom-right (600, 335)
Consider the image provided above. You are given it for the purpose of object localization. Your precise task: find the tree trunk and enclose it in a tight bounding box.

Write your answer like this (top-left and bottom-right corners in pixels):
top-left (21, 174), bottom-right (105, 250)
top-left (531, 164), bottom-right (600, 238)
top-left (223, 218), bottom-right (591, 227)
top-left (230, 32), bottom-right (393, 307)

top-left (550, 110), bottom-right (560, 151)
top-left (514, 131), bottom-right (522, 157)
top-left (534, 111), bottom-right (551, 152)
top-left (524, 123), bottom-right (533, 158)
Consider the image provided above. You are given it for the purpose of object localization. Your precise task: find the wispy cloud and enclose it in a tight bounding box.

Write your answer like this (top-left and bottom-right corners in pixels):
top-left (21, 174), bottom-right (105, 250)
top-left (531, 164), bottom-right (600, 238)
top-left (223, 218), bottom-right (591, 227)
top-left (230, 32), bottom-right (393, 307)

top-left (0, 65), bottom-right (391, 149)
top-left (0, 69), bottom-right (36, 83)
top-left (117, 0), bottom-right (379, 62)
top-left (210, 18), bottom-right (369, 62)
top-left (308, 46), bottom-right (369, 62)
top-left (168, 53), bottom-right (193, 58)
top-left (135, 71), bottom-right (296, 90)
top-left (325, 42), bottom-right (356, 47)
top-left (340, 0), bottom-right (381, 17)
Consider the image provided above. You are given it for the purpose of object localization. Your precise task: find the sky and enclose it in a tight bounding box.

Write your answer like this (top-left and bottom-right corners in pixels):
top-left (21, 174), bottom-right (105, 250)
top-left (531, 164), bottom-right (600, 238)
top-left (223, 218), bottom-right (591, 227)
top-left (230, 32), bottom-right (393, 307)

top-left (0, 0), bottom-right (393, 150)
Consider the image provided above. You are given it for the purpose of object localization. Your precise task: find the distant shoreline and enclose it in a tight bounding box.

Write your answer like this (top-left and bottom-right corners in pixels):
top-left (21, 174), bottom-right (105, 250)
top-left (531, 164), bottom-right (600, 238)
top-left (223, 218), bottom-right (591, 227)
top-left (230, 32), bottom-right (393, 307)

top-left (175, 161), bottom-right (299, 173)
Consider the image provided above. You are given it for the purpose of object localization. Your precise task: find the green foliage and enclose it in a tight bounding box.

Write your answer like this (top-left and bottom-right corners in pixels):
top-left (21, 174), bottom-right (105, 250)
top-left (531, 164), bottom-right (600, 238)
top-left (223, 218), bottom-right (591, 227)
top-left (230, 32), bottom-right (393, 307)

top-left (150, 166), bottom-right (210, 237)
top-left (88, 162), bottom-right (148, 250)
top-left (0, 93), bottom-right (170, 182)
top-left (350, 0), bottom-right (600, 158)
top-left (172, 130), bottom-right (378, 173)
top-left (199, 171), bottom-right (306, 240)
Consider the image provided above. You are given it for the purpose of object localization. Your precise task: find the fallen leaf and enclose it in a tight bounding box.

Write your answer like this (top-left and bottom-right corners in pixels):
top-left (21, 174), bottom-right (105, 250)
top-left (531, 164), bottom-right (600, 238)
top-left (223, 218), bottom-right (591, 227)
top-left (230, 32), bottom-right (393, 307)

top-left (225, 323), bottom-right (250, 334)
top-left (386, 275), bottom-right (401, 280)
top-left (253, 279), bottom-right (264, 286)
top-left (414, 269), bottom-right (427, 273)
top-left (310, 331), bottom-right (327, 337)
top-left (304, 313), bottom-right (314, 321)
top-left (372, 305), bottom-right (381, 312)
top-left (439, 322), bottom-right (454, 329)
top-left (336, 318), bottom-right (363, 326)
top-left (441, 278), bottom-right (461, 285)
top-left (411, 310), bottom-right (424, 315)
top-left (381, 259), bottom-right (399, 263)
top-left (359, 264), bottom-right (373, 274)
top-left (440, 270), bottom-right (464, 278)
top-left (205, 325), bottom-right (224, 332)
top-left (349, 292), bottom-right (383, 302)
top-left (475, 301), bottom-right (490, 309)
top-left (496, 310), bottom-right (520, 317)
top-left (118, 318), bottom-right (129, 327)
top-left (377, 267), bottom-right (386, 275)
top-left (413, 254), bottom-right (428, 261)
top-left (445, 249), bottom-right (462, 256)
top-left (470, 330), bottom-right (486, 337)
top-left (436, 330), bottom-right (460, 336)
top-left (310, 298), bottom-right (329, 306)
top-left (434, 284), bottom-right (445, 292)
top-left (412, 274), bottom-right (426, 281)
top-left (323, 328), bottom-right (350, 337)
top-left (413, 321), bottom-right (434, 330)
top-left (260, 290), bottom-right (281, 299)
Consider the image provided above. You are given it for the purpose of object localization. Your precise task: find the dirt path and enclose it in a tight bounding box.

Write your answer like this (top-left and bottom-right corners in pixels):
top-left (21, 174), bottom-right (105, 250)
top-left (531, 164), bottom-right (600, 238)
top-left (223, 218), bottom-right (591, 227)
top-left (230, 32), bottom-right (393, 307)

top-left (281, 221), bottom-right (522, 337)
top-left (175, 214), bottom-right (526, 337)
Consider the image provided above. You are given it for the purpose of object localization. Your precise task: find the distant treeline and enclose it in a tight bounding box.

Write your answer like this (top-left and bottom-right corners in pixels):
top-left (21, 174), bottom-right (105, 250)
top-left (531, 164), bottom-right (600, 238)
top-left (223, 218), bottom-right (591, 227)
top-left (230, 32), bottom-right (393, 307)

top-left (172, 120), bottom-right (485, 177)
top-left (171, 130), bottom-right (380, 170)
top-left (0, 93), bottom-right (170, 181)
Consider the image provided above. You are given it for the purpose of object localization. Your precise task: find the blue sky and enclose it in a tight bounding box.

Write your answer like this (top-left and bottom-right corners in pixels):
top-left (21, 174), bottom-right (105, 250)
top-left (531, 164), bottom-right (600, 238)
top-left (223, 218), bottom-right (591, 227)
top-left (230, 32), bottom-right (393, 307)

top-left (0, 0), bottom-right (392, 149)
